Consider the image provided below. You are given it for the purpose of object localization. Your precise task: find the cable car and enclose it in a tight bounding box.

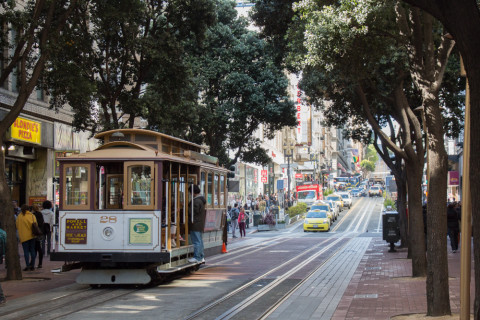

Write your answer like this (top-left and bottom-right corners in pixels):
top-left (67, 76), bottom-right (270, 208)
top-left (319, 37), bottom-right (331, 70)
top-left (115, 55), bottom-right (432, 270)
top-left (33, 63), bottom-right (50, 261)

top-left (50, 129), bottom-right (228, 285)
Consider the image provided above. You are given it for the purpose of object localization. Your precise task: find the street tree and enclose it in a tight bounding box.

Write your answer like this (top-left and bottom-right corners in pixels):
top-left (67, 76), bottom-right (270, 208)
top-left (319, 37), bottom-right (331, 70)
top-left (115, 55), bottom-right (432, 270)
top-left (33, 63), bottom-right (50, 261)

top-left (394, 1), bottom-right (480, 317)
top-left (360, 159), bottom-right (375, 173)
top-left (252, 0), bottom-right (463, 314)
top-left (0, 0), bottom-right (82, 280)
top-left (286, 0), bottom-right (429, 279)
top-left (44, 0), bottom-right (216, 133)
top-left (145, 0), bottom-right (296, 167)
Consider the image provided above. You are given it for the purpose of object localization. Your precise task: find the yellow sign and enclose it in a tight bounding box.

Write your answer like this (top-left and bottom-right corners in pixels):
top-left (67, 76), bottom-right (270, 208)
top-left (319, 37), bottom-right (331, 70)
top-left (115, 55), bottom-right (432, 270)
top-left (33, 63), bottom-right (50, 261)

top-left (11, 117), bottom-right (41, 144)
top-left (129, 218), bottom-right (152, 245)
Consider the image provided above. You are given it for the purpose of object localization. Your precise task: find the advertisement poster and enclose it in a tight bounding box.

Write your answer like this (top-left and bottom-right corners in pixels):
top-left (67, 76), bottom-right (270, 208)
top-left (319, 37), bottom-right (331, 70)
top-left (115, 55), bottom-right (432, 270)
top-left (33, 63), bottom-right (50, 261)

top-left (65, 219), bottom-right (87, 244)
top-left (129, 218), bottom-right (152, 245)
top-left (204, 209), bottom-right (222, 231)
top-left (448, 171), bottom-right (459, 186)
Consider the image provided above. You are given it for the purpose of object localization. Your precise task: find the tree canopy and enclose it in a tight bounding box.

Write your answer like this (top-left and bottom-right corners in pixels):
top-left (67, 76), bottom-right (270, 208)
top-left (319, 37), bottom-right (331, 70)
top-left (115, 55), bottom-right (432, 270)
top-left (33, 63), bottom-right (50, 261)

top-left (43, 0), bottom-right (216, 133)
top-left (145, 0), bottom-right (297, 166)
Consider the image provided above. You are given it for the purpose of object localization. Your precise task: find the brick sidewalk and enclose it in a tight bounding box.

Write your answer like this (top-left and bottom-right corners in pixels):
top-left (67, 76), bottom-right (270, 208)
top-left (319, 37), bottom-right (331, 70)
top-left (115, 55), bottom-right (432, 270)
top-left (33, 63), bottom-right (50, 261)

top-left (332, 237), bottom-right (472, 319)
top-left (0, 245), bottom-right (80, 301)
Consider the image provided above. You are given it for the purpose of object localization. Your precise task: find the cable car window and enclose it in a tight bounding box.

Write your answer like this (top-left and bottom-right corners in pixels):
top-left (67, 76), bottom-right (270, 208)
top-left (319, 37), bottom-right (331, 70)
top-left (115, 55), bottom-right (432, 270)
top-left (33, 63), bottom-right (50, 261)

top-left (124, 162), bottom-right (155, 209)
top-left (214, 174), bottom-right (219, 205)
top-left (207, 173), bottom-right (213, 205)
top-left (200, 172), bottom-right (206, 195)
top-left (64, 165), bottom-right (90, 209)
top-left (220, 175), bottom-right (225, 206)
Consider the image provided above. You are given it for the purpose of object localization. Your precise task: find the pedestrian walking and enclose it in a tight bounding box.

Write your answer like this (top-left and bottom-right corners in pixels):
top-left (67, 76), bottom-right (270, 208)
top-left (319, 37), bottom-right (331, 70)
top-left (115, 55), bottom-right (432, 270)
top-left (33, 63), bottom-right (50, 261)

top-left (41, 200), bottom-right (54, 256)
top-left (16, 204), bottom-right (38, 271)
top-left (447, 202), bottom-right (460, 253)
top-left (188, 185), bottom-right (206, 263)
top-left (238, 207), bottom-right (246, 237)
top-left (31, 205), bottom-right (45, 268)
top-left (230, 203), bottom-right (240, 238)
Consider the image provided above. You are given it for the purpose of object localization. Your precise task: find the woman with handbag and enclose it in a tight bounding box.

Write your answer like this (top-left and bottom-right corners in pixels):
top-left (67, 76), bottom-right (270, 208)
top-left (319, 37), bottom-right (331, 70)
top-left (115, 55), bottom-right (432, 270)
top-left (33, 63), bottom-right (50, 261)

top-left (16, 204), bottom-right (38, 271)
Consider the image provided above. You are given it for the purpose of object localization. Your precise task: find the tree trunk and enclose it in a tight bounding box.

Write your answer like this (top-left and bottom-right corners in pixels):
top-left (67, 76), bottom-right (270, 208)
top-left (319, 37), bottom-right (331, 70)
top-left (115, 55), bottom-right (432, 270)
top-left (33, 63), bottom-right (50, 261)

top-left (0, 143), bottom-right (22, 280)
top-left (396, 175), bottom-right (408, 248)
top-left (468, 60), bottom-right (480, 320)
top-left (424, 97), bottom-right (450, 316)
top-left (405, 158), bottom-right (427, 277)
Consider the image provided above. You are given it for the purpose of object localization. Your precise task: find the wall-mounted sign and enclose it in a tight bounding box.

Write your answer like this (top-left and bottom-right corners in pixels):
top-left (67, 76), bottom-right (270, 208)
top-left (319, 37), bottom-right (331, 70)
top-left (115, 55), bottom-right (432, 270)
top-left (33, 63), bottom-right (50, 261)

top-left (65, 218), bottom-right (87, 244)
top-left (29, 196), bottom-right (47, 207)
top-left (448, 171), bottom-right (459, 186)
top-left (129, 218), bottom-right (152, 245)
top-left (10, 117), bottom-right (41, 144)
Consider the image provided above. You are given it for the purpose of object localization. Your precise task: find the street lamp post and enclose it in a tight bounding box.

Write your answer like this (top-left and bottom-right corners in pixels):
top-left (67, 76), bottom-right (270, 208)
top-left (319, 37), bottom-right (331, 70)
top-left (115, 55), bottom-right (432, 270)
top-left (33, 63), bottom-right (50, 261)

top-left (283, 141), bottom-right (295, 208)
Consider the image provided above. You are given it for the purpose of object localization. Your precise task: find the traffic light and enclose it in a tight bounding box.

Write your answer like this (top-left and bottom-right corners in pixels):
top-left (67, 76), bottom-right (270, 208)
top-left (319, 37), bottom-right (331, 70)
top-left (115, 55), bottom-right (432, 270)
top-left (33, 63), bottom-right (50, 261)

top-left (227, 165), bottom-right (236, 179)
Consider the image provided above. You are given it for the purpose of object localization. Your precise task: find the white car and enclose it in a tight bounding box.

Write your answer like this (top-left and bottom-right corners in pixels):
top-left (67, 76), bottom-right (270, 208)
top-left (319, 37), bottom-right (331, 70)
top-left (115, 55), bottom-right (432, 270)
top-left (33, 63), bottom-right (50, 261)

top-left (337, 192), bottom-right (352, 209)
top-left (322, 200), bottom-right (339, 220)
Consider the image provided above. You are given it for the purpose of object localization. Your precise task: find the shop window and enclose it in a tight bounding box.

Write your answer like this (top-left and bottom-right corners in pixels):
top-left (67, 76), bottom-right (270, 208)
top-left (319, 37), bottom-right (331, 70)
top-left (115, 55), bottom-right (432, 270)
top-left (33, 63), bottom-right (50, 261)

top-left (64, 165), bottom-right (90, 209)
top-left (124, 162), bottom-right (154, 209)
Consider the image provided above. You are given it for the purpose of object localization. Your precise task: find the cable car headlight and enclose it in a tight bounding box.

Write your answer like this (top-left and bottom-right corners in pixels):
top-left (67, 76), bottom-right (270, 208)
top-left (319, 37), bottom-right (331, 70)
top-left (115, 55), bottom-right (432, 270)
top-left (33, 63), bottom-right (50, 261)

top-left (102, 227), bottom-right (115, 240)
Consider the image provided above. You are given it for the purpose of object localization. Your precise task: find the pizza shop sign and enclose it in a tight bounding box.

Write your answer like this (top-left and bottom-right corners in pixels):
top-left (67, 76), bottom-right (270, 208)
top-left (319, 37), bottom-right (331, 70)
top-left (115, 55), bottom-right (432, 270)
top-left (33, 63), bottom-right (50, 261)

top-left (10, 117), bottom-right (42, 144)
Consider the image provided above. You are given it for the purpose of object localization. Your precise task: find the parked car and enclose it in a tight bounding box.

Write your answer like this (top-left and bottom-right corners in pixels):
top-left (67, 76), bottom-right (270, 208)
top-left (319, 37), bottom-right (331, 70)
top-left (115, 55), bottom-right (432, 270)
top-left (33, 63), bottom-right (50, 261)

top-left (337, 192), bottom-right (352, 209)
top-left (303, 210), bottom-right (331, 232)
top-left (368, 186), bottom-right (382, 197)
top-left (310, 203), bottom-right (335, 221)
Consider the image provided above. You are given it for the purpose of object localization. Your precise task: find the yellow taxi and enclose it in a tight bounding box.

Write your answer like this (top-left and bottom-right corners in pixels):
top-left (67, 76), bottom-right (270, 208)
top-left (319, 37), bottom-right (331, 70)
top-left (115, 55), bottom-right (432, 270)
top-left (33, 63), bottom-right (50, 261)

top-left (303, 210), bottom-right (331, 232)
top-left (310, 202), bottom-right (335, 222)
top-left (326, 194), bottom-right (344, 210)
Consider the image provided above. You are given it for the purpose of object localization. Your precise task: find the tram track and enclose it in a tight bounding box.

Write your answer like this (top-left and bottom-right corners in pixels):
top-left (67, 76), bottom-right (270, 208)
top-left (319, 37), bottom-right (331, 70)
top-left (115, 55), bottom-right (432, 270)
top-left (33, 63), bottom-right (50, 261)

top-left (0, 285), bottom-right (144, 320)
top-left (183, 233), bottom-right (354, 320)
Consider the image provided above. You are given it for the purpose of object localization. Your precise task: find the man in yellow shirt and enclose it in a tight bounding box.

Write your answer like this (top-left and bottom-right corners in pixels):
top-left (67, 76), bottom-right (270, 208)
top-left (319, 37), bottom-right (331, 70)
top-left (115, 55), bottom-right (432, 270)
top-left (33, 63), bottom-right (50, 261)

top-left (15, 204), bottom-right (38, 271)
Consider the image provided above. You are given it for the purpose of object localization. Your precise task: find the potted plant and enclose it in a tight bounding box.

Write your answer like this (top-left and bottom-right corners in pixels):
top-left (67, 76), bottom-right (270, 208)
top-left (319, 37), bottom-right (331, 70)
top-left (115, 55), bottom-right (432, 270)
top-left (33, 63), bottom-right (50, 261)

top-left (276, 220), bottom-right (286, 229)
top-left (257, 213), bottom-right (277, 231)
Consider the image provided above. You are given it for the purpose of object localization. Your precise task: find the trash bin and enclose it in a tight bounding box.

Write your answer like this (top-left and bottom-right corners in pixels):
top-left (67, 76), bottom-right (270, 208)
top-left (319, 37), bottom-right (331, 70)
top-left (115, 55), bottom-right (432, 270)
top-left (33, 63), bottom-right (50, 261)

top-left (253, 214), bottom-right (262, 227)
top-left (382, 211), bottom-right (400, 252)
top-left (245, 210), bottom-right (250, 228)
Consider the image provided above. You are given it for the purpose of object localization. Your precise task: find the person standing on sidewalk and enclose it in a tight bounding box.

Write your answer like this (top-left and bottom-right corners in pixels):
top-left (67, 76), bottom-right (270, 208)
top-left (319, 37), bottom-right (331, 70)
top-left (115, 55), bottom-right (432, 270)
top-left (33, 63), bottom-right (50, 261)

top-left (188, 185), bottom-right (206, 263)
top-left (41, 200), bottom-right (54, 256)
top-left (238, 207), bottom-right (246, 237)
top-left (16, 204), bottom-right (37, 271)
top-left (31, 205), bottom-right (45, 268)
top-left (230, 203), bottom-right (240, 238)
top-left (447, 202), bottom-right (460, 253)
